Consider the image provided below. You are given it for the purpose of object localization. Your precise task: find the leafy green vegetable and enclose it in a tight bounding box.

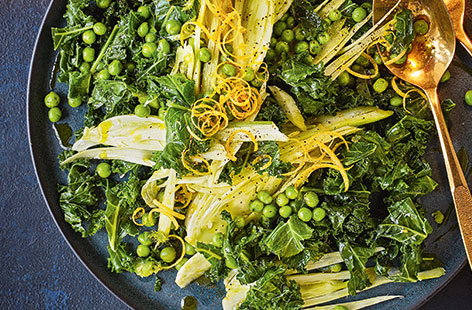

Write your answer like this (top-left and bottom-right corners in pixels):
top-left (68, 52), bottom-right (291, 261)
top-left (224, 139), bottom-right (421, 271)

top-left (263, 216), bottom-right (313, 258)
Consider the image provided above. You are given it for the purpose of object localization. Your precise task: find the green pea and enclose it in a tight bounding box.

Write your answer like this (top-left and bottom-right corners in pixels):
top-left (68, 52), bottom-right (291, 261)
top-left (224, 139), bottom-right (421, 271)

top-left (138, 232), bottom-right (153, 246)
top-left (257, 191), bottom-right (273, 204)
top-left (440, 70), bottom-right (451, 83)
top-left (304, 192), bottom-right (319, 208)
top-left (148, 98), bottom-right (159, 109)
top-left (185, 242), bottom-right (196, 255)
top-left (143, 213), bottom-right (157, 227)
top-left (352, 7), bottom-right (367, 22)
top-left (225, 257), bottom-right (238, 269)
top-left (279, 205), bottom-right (293, 218)
top-left (355, 55), bottom-right (369, 67)
top-left (414, 19), bottom-right (429, 36)
top-left (280, 13), bottom-right (289, 22)
top-left (82, 47), bottom-right (95, 62)
top-left (281, 29), bottom-right (294, 43)
top-left (44, 91), bottom-right (60, 108)
top-left (142, 42), bottom-right (157, 57)
top-left (96, 162), bottom-right (111, 178)
top-left (251, 76), bottom-right (263, 87)
top-left (262, 204), bottom-right (277, 218)
top-left (337, 71), bottom-right (353, 87)
top-left (374, 53), bottom-right (383, 65)
top-left (93, 22), bottom-right (107, 35)
top-left (79, 62), bottom-right (91, 73)
top-left (68, 97), bottom-right (82, 108)
top-left (394, 54), bottom-right (407, 65)
top-left (294, 28), bottom-right (305, 41)
top-left (108, 60), bottom-right (123, 76)
top-left (250, 199), bottom-right (264, 212)
top-left (294, 41), bottom-right (309, 54)
top-left (96, 69), bottom-right (110, 80)
top-left (270, 37), bottom-right (278, 48)
top-left (157, 39), bottom-right (170, 54)
top-left (145, 33), bottom-right (156, 43)
top-left (351, 64), bottom-right (363, 73)
top-left (265, 49), bottom-right (276, 61)
top-left (82, 30), bottom-right (96, 45)
top-left (125, 62), bottom-right (135, 72)
top-left (175, 257), bottom-right (189, 270)
top-left (298, 207), bottom-right (312, 222)
top-left (137, 6), bottom-right (150, 19)
top-left (373, 78), bottom-right (389, 93)
top-left (285, 186), bottom-right (298, 200)
top-left (242, 67), bottom-right (255, 82)
top-left (96, 0), bottom-right (111, 9)
top-left (309, 40), bottom-right (322, 55)
top-left (304, 54), bottom-right (315, 65)
top-left (48, 107), bottom-right (62, 122)
top-left (275, 41), bottom-right (289, 54)
top-left (160, 246), bottom-right (177, 262)
top-left (273, 21), bottom-right (287, 37)
top-left (390, 96), bottom-right (403, 107)
top-left (137, 245), bottom-right (151, 257)
top-left (325, 263), bottom-right (343, 273)
top-left (465, 90), bottom-right (472, 106)
top-left (317, 32), bottom-right (330, 45)
top-left (199, 47), bottom-right (212, 62)
top-left (135, 104), bottom-right (151, 117)
top-left (234, 216), bottom-right (246, 228)
top-left (222, 64), bottom-right (237, 77)
top-left (212, 232), bottom-right (224, 247)
top-left (137, 22), bottom-right (149, 37)
top-left (361, 2), bottom-right (372, 10)
top-left (328, 10), bottom-right (342, 22)
top-left (134, 260), bottom-right (154, 277)
top-left (333, 306), bottom-right (349, 310)
top-left (312, 207), bottom-right (327, 222)
top-left (286, 16), bottom-right (295, 28)
top-left (158, 107), bottom-right (167, 119)
top-left (165, 20), bottom-right (182, 35)
top-left (275, 193), bottom-right (289, 207)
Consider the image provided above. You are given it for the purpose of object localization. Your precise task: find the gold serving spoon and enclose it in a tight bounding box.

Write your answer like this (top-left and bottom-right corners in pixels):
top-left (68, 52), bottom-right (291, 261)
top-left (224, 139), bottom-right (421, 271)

top-left (444, 0), bottom-right (472, 55)
top-left (373, 0), bottom-right (472, 266)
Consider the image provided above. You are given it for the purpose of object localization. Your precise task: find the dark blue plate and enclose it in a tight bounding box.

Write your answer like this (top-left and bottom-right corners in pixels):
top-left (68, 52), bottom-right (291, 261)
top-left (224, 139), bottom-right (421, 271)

top-left (28, 1), bottom-right (471, 309)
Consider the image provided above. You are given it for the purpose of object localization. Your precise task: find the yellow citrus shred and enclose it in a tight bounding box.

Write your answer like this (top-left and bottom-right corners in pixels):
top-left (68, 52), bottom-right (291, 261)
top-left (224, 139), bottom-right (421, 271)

top-left (181, 149), bottom-right (211, 176)
top-left (225, 129), bottom-right (259, 161)
top-left (346, 53), bottom-right (379, 79)
top-left (160, 234), bottom-right (187, 270)
top-left (252, 154), bottom-right (273, 171)
top-left (391, 76), bottom-right (409, 97)
top-left (132, 207), bottom-right (146, 226)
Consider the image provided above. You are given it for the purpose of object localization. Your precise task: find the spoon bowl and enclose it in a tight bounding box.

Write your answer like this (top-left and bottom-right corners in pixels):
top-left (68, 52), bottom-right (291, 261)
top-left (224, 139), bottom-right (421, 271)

top-left (373, 0), bottom-right (472, 268)
top-left (444, 0), bottom-right (472, 55)
top-left (373, 0), bottom-right (455, 89)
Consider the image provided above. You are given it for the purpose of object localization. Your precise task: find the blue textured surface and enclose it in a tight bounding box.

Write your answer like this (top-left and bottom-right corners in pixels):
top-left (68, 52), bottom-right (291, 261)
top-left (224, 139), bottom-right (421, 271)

top-left (1, 0), bottom-right (472, 309)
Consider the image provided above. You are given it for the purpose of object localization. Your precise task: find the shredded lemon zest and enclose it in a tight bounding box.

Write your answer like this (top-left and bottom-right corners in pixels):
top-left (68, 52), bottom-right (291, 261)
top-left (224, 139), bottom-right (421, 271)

top-left (225, 129), bottom-right (259, 161)
top-left (402, 88), bottom-right (429, 114)
top-left (181, 149), bottom-right (211, 176)
top-left (391, 76), bottom-right (409, 97)
top-left (160, 234), bottom-right (187, 270)
top-left (132, 207), bottom-right (145, 226)
top-left (345, 53), bottom-right (379, 79)
top-left (384, 47), bottom-right (408, 65)
top-left (252, 154), bottom-right (273, 170)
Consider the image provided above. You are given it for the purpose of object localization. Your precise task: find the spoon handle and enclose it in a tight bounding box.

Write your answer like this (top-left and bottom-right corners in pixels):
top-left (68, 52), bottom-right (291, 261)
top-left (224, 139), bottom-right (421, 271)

top-left (456, 27), bottom-right (472, 57)
top-left (425, 88), bottom-right (472, 266)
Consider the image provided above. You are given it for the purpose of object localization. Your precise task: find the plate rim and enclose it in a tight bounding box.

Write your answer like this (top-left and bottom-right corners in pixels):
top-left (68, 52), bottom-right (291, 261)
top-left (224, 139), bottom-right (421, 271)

top-left (26, 1), bottom-right (468, 309)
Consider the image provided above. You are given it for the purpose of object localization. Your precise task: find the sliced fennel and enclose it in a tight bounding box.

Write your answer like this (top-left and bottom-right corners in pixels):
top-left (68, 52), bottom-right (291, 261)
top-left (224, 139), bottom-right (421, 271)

top-left (175, 253), bottom-right (212, 288)
top-left (60, 147), bottom-right (155, 167)
top-left (215, 121), bottom-right (289, 142)
top-left (312, 107), bottom-right (394, 130)
top-left (222, 270), bottom-right (252, 310)
top-left (72, 115), bottom-right (166, 152)
top-left (269, 85), bottom-right (307, 131)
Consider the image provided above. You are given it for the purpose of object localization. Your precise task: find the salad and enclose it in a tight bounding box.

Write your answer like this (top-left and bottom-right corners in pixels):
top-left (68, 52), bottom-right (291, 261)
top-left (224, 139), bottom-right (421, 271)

top-left (47, 0), bottom-right (453, 309)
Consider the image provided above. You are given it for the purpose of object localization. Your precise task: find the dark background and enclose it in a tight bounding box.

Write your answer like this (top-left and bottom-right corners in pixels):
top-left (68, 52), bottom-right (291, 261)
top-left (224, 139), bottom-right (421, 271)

top-left (0, 0), bottom-right (471, 309)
